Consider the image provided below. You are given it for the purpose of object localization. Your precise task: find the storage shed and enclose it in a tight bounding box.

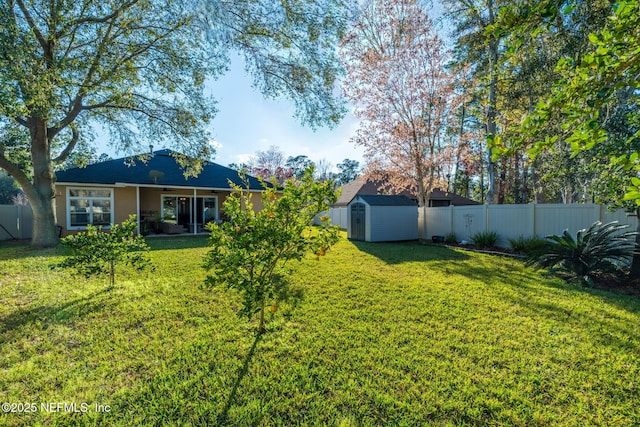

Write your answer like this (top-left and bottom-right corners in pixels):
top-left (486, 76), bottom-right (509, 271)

top-left (348, 195), bottom-right (418, 242)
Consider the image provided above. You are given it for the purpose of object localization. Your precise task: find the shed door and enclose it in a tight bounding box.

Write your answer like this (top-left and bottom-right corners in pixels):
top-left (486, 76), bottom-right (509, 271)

top-left (350, 203), bottom-right (366, 241)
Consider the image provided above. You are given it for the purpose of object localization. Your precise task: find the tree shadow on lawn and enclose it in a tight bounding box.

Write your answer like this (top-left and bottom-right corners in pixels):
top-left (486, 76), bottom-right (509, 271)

top-left (103, 329), bottom-right (264, 426)
top-left (440, 260), bottom-right (640, 352)
top-left (351, 240), bottom-right (471, 265)
top-left (216, 333), bottom-right (262, 426)
top-left (0, 242), bottom-right (63, 261)
top-left (0, 287), bottom-right (116, 342)
top-left (508, 291), bottom-right (640, 353)
top-left (145, 235), bottom-right (209, 252)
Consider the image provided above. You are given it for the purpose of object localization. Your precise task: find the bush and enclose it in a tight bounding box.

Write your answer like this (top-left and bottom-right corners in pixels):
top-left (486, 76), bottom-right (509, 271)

top-left (528, 221), bottom-right (637, 286)
top-left (445, 232), bottom-right (457, 244)
top-left (508, 235), bottom-right (551, 257)
top-left (471, 231), bottom-right (499, 248)
top-left (55, 215), bottom-right (152, 287)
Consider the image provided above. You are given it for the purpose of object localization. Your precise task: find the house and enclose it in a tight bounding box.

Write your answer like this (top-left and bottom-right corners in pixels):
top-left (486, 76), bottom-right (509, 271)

top-left (54, 149), bottom-right (266, 236)
top-left (328, 178), bottom-right (479, 229)
top-left (348, 195), bottom-right (418, 242)
top-left (425, 188), bottom-right (481, 208)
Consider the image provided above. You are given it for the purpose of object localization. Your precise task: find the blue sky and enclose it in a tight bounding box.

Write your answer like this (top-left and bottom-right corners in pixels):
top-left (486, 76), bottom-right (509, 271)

top-left (206, 54), bottom-right (364, 171)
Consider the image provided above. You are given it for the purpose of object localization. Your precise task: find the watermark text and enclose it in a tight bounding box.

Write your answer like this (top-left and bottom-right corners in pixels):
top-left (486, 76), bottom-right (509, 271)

top-left (2, 402), bottom-right (111, 414)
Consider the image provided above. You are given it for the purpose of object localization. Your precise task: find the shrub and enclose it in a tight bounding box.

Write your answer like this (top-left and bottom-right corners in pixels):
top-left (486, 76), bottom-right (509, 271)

top-left (471, 231), bottom-right (499, 248)
top-left (203, 168), bottom-right (340, 334)
top-left (528, 221), bottom-right (637, 286)
top-left (508, 235), bottom-right (551, 257)
top-left (445, 232), bottom-right (457, 244)
top-left (55, 215), bottom-right (152, 288)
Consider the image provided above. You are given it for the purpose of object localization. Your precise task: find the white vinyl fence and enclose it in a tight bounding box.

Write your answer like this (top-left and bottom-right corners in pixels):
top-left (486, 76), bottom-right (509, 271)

top-left (0, 205), bottom-right (33, 240)
top-left (419, 204), bottom-right (636, 248)
top-left (327, 207), bottom-right (348, 229)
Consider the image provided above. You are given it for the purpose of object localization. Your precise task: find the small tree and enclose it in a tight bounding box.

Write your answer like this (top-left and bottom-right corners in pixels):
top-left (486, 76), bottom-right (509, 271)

top-left (203, 168), bottom-right (340, 334)
top-left (56, 215), bottom-right (152, 288)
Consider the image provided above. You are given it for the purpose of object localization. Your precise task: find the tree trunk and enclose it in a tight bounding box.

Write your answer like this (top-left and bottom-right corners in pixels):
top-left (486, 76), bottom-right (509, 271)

top-left (630, 209), bottom-right (640, 281)
top-left (29, 118), bottom-right (59, 248)
top-left (416, 177), bottom-right (426, 207)
top-left (513, 152), bottom-right (521, 203)
top-left (485, 0), bottom-right (498, 205)
top-left (497, 160), bottom-right (507, 204)
top-left (521, 158), bottom-right (529, 203)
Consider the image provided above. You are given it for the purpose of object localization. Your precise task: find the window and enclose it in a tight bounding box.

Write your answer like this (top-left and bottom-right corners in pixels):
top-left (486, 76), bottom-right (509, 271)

top-left (202, 197), bottom-right (218, 224)
top-left (67, 188), bottom-right (113, 228)
top-left (162, 196), bottom-right (178, 223)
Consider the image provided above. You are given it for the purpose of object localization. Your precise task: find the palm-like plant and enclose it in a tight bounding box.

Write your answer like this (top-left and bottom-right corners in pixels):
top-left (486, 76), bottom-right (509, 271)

top-left (528, 221), bottom-right (638, 286)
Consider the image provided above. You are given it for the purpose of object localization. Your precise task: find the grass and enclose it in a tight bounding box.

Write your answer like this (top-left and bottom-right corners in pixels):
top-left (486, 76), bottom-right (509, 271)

top-left (1, 234), bottom-right (640, 426)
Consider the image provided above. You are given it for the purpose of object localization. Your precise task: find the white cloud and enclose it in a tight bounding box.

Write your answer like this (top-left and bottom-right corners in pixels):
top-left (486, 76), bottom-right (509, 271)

top-left (234, 153), bottom-right (254, 165)
top-left (209, 139), bottom-right (223, 149)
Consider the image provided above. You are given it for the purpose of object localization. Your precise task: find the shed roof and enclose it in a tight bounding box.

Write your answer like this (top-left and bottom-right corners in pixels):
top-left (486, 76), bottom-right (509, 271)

top-left (353, 195), bottom-right (417, 206)
top-left (55, 149), bottom-right (264, 190)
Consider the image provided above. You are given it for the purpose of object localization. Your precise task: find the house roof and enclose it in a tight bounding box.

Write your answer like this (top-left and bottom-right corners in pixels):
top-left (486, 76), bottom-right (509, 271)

top-left (55, 149), bottom-right (265, 190)
top-left (334, 178), bottom-right (479, 206)
top-left (428, 188), bottom-right (481, 206)
top-left (352, 195), bottom-right (417, 206)
top-left (335, 178), bottom-right (415, 206)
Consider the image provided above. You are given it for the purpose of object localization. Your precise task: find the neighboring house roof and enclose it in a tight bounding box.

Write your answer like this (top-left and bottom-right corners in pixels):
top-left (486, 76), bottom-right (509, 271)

top-left (334, 177), bottom-right (479, 206)
top-left (353, 194), bottom-right (417, 206)
top-left (428, 188), bottom-right (481, 206)
top-left (55, 149), bottom-right (265, 190)
top-left (335, 178), bottom-right (414, 206)
top-left (335, 179), bottom-right (368, 206)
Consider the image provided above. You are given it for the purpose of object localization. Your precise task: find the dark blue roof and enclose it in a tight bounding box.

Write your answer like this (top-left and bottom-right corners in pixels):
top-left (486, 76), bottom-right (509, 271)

top-left (56, 149), bottom-right (264, 190)
top-left (353, 195), bottom-right (417, 206)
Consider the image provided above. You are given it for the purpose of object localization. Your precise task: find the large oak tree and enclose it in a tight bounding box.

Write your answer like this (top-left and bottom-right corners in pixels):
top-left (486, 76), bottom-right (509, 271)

top-left (0, 0), bottom-right (349, 247)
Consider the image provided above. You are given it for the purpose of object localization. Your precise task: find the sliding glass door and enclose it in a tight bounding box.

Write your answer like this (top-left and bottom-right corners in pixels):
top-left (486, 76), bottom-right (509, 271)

top-left (198, 197), bottom-right (218, 226)
top-left (162, 195), bottom-right (218, 230)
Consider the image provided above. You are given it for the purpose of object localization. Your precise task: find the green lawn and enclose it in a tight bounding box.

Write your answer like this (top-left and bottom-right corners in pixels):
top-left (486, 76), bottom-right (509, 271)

top-left (1, 235), bottom-right (639, 426)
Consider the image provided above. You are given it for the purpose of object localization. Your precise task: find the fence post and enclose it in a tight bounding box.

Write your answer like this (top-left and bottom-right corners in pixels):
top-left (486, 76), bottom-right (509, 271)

top-left (485, 204), bottom-right (489, 232)
top-left (531, 203), bottom-right (536, 237)
top-left (597, 204), bottom-right (603, 223)
top-left (422, 206), bottom-right (427, 240)
top-left (16, 205), bottom-right (21, 239)
top-left (450, 205), bottom-right (454, 235)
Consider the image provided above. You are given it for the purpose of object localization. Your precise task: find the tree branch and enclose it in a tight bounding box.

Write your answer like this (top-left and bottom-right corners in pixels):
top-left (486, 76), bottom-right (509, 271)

top-left (13, 116), bottom-right (29, 127)
top-left (52, 125), bottom-right (80, 165)
top-left (15, 0), bottom-right (48, 54)
top-left (54, 0), bottom-right (141, 38)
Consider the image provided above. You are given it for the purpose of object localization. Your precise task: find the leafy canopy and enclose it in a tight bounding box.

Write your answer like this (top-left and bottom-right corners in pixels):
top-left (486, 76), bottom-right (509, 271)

top-left (0, 0), bottom-right (350, 155)
top-left (503, 0), bottom-right (640, 206)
